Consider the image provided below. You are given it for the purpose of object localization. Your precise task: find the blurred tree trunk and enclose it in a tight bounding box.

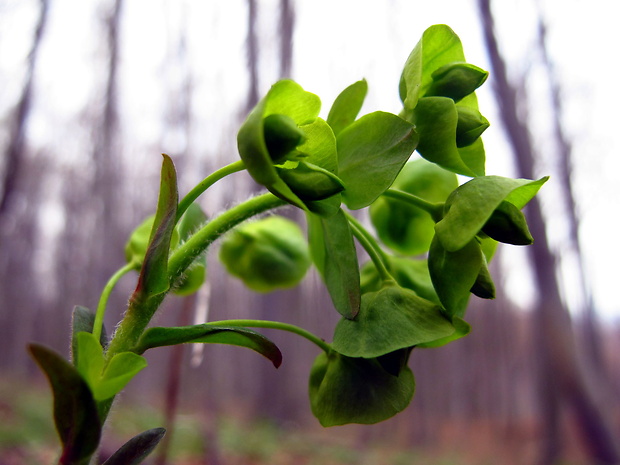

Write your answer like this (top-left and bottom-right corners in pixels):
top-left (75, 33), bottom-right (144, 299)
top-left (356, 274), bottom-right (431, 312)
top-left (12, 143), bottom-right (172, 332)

top-left (477, 1), bottom-right (620, 463)
top-left (245, 0), bottom-right (259, 112)
top-left (0, 0), bottom-right (49, 215)
top-left (279, 0), bottom-right (295, 78)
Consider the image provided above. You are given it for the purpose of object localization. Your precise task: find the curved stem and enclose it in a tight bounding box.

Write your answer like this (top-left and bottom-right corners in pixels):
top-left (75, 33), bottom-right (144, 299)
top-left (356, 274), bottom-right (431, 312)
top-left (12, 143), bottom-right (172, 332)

top-left (383, 188), bottom-right (444, 222)
top-left (176, 160), bottom-right (246, 221)
top-left (93, 263), bottom-right (134, 342)
top-left (344, 212), bottom-right (394, 284)
top-left (212, 319), bottom-right (331, 353)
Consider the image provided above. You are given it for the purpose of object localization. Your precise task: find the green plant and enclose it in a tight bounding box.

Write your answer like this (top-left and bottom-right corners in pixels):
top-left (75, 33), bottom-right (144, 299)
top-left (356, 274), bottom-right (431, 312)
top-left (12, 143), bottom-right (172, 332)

top-left (29, 24), bottom-right (546, 464)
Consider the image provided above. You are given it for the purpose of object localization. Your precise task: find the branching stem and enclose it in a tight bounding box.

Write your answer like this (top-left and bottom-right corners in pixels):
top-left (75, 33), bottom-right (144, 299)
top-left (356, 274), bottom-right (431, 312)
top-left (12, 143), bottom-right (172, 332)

top-left (383, 188), bottom-right (444, 222)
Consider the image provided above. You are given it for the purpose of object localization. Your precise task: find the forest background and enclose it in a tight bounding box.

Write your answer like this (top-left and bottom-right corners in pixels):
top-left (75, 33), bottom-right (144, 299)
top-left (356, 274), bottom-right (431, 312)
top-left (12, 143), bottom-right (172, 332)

top-left (1, 0), bottom-right (619, 464)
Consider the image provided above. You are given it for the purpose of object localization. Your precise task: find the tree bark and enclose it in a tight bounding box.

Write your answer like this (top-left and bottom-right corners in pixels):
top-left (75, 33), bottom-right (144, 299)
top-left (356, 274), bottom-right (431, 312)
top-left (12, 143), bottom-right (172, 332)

top-left (477, 0), bottom-right (620, 463)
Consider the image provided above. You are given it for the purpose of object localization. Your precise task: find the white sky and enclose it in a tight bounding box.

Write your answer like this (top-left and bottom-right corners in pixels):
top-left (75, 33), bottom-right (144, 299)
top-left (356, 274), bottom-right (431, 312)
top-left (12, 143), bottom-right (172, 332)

top-left (1, 0), bottom-right (618, 320)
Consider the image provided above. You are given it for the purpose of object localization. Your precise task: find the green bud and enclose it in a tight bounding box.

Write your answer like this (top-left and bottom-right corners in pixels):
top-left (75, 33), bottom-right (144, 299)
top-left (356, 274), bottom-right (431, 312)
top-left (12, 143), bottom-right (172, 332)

top-left (455, 106), bottom-right (490, 147)
top-left (470, 257), bottom-right (495, 299)
top-left (219, 216), bottom-right (311, 293)
top-left (277, 161), bottom-right (345, 201)
top-left (481, 200), bottom-right (533, 245)
top-left (427, 62), bottom-right (489, 102)
top-left (263, 114), bottom-right (306, 163)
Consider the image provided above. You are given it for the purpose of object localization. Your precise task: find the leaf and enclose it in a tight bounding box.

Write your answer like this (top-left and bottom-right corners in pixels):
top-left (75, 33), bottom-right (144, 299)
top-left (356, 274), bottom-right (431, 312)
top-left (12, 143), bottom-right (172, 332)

top-left (428, 236), bottom-right (482, 317)
top-left (135, 154), bottom-right (179, 297)
top-left (400, 24), bottom-right (467, 111)
top-left (413, 97), bottom-right (483, 177)
top-left (307, 209), bottom-right (361, 319)
top-left (326, 79), bottom-right (368, 136)
top-left (237, 80), bottom-right (321, 211)
top-left (102, 428), bottom-right (166, 465)
top-left (369, 158), bottom-right (457, 255)
top-left (309, 351), bottom-right (415, 426)
top-left (434, 176), bottom-right (548, 252)
top-left (71, 306), bottom-right (107, 365)
top-left (332, 283), bottom-right (454, 358)
top-left (480, 200), bottom-right (533, 246)
top-left (337, 111), bottom-right (418, 209)
top-left (417, 316), bottom-right (471, 348)
top-left (29, 344), bottom-right (101, 464)
top-left (134, 325), bottom-right (282, 368)
top-left (75, 332), bottom-right (148, 401)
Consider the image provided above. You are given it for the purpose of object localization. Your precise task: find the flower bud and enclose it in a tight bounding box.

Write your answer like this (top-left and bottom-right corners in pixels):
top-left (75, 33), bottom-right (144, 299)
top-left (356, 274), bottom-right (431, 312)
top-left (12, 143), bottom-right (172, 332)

top-left (481, 200), bottom-right (533, 245)
top-left (219, 216), bottom-right (311, 293)
top-left (455, 106), bottom-right (490, 147)
top-left (426, 62), bottom-right (489, 102)
top-left (263, 113), bottom-right (306, 163)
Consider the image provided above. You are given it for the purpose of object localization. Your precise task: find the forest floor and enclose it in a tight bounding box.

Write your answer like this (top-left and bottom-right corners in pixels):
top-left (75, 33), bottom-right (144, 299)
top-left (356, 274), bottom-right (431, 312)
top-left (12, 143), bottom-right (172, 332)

top-left (0, 378), bottom-right (588, 465)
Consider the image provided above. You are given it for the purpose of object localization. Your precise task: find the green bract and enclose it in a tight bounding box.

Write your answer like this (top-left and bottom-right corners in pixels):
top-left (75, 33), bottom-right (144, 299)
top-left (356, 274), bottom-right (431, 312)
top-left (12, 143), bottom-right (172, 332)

top-left (219, 215), bottom-right (311, 293)
top-left (332, 282), bottom-right (455, 358)
top-left (237, 80), bottom-right (344, 217)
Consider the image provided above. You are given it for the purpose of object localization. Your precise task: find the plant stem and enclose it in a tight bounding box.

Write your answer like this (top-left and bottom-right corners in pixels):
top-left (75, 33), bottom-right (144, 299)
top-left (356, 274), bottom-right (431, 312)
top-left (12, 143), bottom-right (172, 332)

top-left (176, 160), bottom-right (246, 221)
top-left (93, 263), bottom-right (134, 342)
top-left (211, 319), bottom-right (332, 353)
top-left (344, 213), bottom-right (394, 284)
top-left (383, 188), bottom-right (444, 222)
top-left (105, 192), bottom-right (287, 360)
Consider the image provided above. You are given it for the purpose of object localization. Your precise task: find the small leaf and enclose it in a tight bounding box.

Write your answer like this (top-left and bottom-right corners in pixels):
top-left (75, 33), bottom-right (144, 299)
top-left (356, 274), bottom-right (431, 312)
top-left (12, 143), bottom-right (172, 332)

top-left (326, 79), bottom-right (368, 136)
top-left (135, 154), bottom-right (179, 297)
top-left (481, 200), bottom-right (534, 245)
top-left (470, 253), bottom-right (496, 299)
top-left (277, 161), bottom-right (345, 201)
top-left (428, 236), bottom-right (482, 317)
top-left (71, 306), bottom-right (107, 365)
top-left (417, 316), bottom-right (471, 348)
top-left (435, 176), bottom-right (548, 252)
top-left (29, 344), bottom-right (101, 464)
top-left (95, 352), bottom-right (148, 401)
top-left (400, 24), bottom-right (467, 111)
top-left (337, 111), bottom-right (418, 209)
top-left (307, 209), bottom-right (361, 319)
top-left (309, 351), bottom-right (415, 426)
top-left (332, 283), bottom-right (454, 358)
top-left (413, 97), bottom-right (483, 177)
top-left (102, 428), bottom-right (166, 465)
top-left (135, 325), bottom-right (282, 368)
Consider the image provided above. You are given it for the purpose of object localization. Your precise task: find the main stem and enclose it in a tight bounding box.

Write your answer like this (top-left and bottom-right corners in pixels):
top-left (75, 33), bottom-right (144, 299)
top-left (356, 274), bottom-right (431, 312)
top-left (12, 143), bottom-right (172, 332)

top-left (105, 192), bottom-right (286, 360)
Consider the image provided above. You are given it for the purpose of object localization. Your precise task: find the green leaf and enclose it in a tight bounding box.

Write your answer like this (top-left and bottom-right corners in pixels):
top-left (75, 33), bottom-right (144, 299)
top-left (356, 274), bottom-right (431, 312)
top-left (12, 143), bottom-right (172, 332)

top-left (480, 200), bottom-right (533, 246)
top-left (307, 209), bottom-right (360, 319)
top-left (413, 97), bottom-right (483, 177)
top-left (470, 253), bottom-right (495, 299)
top-left (71, 306), bottom-right (107, 365)
top-left (75, 332), bottom-right (147, 401)
top-left (426, 62), bottom-right (488, 102)
top-left (332, 283), bottom-right (454, 358)
top-left (102, 428), bottom-right (166, 465)
top-left (417, 316), bottom-right (471, 348)
top-left (400, 24), bottom-right (467, 111)
top-left (277, 161), bottom-right (344, 201)
top-left (29, 344), bottom-right (101, 464)
top-left (134, 324), bottom-right (282, 368)
top-left (337, 111), bottom-right (418, 209)
top-left (237, 80), bottom-right (321, 211)
top-left (428, 236), bottom-right (482, 317)
top-left (309, 351), bottom-right (415, 426)
top-left (135, 154), bottom-right (179, 297)
top-left (173, 203), bottom-right (208, 295)
top-left (370, 158), bottom-right (457, 255)
top-left (435, 176), bottom-right (548, 252)
top-left (326, 79), bottom-right (368, 136)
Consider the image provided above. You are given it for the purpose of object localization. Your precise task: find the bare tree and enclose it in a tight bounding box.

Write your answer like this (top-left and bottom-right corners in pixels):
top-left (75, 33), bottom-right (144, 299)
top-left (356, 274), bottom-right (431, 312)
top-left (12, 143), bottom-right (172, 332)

top-left (0, 0), bottom-right (49, 215)
top-left (477, 0), bottom-right (620, 463)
